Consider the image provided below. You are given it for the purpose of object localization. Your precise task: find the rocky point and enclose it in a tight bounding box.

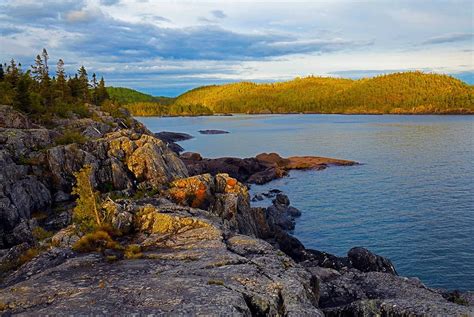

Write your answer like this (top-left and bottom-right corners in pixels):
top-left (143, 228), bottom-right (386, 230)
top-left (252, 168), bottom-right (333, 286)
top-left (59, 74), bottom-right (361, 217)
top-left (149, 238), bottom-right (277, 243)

top-left (0, 104), bottom-right (472, 316)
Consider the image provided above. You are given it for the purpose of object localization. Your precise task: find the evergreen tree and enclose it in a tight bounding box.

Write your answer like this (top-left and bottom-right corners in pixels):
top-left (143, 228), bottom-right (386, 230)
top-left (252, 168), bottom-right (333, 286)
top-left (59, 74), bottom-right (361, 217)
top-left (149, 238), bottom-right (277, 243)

top-left (97, 77), bottom-right (109, 105)
top-left (91, 73), bottom-right (98, 104)
top-left (0, 64), bottom-right (4, 81)
top-left (78, 65), bottom-right (89, 102)
top-left (55, 59), bottom-right (68, 100)
top-left (5, 59), bottom-right (20, 87)
top-left (31, 54), bottom-right (44, 83)
top-left (41, 48), bottom-right (49, 77)
top-left (13, 75), bottom-right (31, 112)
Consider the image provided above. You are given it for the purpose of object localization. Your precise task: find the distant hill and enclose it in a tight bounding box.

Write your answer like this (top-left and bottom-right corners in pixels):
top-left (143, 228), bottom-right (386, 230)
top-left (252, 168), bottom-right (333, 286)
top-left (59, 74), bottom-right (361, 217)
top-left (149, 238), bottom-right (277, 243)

top-left (106, 87), bottom-right (174, 105)
top-left (173, 72), bottom-right (473, 114)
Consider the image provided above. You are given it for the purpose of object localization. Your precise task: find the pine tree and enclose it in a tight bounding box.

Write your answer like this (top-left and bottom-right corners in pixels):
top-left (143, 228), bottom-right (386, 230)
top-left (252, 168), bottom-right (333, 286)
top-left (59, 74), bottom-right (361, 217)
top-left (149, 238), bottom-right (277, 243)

top-left (97, 76), bottom-right (109, 105)
top-left (0, 64), bottom-right (4, 81)
top-left (31, 54), bottom-right (44, 83)
top-left (91, 73), bottom-right (98, 104)
top-left (6, 59), bottom-right (20, 87)
top-left (78, 65), bottom-right (89, 102)
top-left (55, 59), bottom-right (68, 100)
top-left (13, 75), bottom-right (31, 112)
top-left (72, 165), bottom-right (102, 232)
top-left (41, 48), bottom-right (49, 77)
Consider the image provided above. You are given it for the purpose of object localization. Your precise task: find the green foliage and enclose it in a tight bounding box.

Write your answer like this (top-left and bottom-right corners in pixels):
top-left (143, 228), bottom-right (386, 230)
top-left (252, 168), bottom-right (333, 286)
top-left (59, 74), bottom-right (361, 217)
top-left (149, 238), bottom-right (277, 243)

top-left (72, 230), bottom-right (121, 253)
top-left (173, 72), bottom-right (473, 114)
top-left (32, 227), bottom-right (54, 241)
top-left (55, 130), bottom-right (88, 145)
top-left (72, 165), bottom-right (102, 232)
top-left (106, 87), bottom-right (172, 104)
top-left (1, 49), bottom-right (113, 121)
top-left (124, 244), bottom-right (143, 259)
top-left (124, 101), bottom-right (213, 116)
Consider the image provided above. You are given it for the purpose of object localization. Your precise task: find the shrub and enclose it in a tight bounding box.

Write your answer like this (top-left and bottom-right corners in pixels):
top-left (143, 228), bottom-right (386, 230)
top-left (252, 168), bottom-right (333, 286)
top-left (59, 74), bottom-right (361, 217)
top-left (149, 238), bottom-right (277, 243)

top-left (18, 247), bottom-right (41, 265)
top-left (55, 130), bottom-right (87, 145)
top-left (72, 165), bottom-right (102, 232)
top-left (124, 244), bottom-right (143, 259)
top-left (32, 227), bottom-right (53, 241)
top-left (72, 230), bottom-right (121, 253)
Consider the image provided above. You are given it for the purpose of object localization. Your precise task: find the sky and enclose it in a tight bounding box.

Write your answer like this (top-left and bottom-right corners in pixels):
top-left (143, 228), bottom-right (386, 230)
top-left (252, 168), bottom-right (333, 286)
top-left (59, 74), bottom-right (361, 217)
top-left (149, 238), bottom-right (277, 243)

top-left (0, 0), bottom-right (473, 96)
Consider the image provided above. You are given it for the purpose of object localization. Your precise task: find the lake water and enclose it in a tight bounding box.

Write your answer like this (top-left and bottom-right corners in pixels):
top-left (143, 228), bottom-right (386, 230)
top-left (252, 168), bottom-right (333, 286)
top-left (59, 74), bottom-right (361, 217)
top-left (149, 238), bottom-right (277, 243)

top-left (137, 114), bottom-right (474, 291)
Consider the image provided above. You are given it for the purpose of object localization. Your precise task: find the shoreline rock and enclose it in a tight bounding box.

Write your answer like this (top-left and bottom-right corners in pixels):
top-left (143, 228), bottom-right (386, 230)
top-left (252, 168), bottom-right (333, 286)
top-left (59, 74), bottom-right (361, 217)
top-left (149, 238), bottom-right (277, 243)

top-left (0, 105), bottom-right (472, 316)
top-left (199, 129), bottom-right (230, 135)
top-left (182, 151), bottom-right (357, 185)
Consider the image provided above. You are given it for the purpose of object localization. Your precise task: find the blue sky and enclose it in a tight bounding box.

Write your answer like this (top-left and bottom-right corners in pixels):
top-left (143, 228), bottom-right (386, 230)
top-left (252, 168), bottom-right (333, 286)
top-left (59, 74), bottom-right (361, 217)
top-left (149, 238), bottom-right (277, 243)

top-left (1, 0), bottom-right (472, 96)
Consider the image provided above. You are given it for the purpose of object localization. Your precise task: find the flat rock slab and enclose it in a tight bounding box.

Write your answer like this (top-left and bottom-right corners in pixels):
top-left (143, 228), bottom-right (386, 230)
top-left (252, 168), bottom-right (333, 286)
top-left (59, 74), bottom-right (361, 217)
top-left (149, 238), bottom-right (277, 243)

top-left (198, 130), bottom-right (230, 135)
top-left (155, 131), bottom-right (194, 142)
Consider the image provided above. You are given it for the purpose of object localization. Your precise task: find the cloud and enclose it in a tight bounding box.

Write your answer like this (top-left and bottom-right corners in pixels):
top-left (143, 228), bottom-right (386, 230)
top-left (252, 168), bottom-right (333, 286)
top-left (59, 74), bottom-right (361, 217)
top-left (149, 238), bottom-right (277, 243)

top-left (0, 26), bottom-right (23, 36)
top-left (421, 33), bottom-right (473, 45)
top-left (65, 7), bottom-right (103, 23)
top-left (100, 0), bottom-right (120, 6)
top-left (211, 10), bottom-right (226, 19)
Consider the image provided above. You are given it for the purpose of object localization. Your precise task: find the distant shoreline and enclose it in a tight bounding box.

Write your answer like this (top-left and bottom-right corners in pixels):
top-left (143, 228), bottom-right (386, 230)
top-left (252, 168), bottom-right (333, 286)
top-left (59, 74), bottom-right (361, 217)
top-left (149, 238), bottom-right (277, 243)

top-left (133, 111), bottom-right (474, 117)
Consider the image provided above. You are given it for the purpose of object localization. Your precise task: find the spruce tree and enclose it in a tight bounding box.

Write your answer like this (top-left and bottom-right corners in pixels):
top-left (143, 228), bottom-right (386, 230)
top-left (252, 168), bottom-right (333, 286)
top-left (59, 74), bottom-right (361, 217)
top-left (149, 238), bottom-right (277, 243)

top-left (55, 59), bottom-right (68, 100)
top-left (13, 75), bottom-right (31, 112)
top-left (97, 77), bottom-right (109, 104)
top-left (31, 54), bottom-right (44, 83)
top-left (78, 66), bottom-right (89, 102)
top-left (91, 73), bottom-right (98, 104)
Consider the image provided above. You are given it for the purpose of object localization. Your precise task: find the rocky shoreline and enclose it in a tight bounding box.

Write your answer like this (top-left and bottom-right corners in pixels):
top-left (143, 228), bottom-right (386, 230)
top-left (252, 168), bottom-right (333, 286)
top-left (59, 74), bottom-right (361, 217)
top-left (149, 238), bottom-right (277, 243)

top-left (0, 105), bottom-right (473, 315)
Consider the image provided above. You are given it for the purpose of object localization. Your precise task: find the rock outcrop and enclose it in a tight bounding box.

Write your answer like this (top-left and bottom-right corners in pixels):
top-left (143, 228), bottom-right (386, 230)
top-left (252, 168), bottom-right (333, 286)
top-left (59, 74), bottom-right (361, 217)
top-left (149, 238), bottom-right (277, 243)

top-left (0, 201), bottom-right (323, 316)
top-left (0, 105), bottom-right (187, 249)
top-left (182, 152), bottom-right (357, 185)
top-left (0, 104), bottom-right (472, 316)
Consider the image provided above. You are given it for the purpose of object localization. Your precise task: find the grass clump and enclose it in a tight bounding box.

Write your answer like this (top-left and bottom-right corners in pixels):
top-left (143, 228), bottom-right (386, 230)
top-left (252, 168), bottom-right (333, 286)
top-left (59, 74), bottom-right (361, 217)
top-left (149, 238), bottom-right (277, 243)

top-left (124, 244), bottom-right (143, 259)
top-left (55, 129), bottom-right (87, 145)
top-left (32, 227), bottom-right (54, 241)
top-left (72, 230), bottom-right (121, 253)
top-left (18, 247), bottom-right (42, 266)
top-left (207, 279), bottom-right (225, 286)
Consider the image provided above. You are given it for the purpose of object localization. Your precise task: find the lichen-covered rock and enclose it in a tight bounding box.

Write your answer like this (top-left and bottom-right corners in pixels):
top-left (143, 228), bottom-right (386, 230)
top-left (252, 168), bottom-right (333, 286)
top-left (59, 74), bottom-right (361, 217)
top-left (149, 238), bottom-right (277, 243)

top-left (51, 225), bottom-right (81, 249)
top-left (168, 173), bottom-right (215, 209)
top-left (102, 200), bottom-right (134, 234)
top-left (319, 270), bottom-right (474, 315)
top-left (348, 247), bottom-right (397, 275)
top-left (0, 204), bottom-right (323, 316)
top-left (0, 105), bottom-right (36, 129)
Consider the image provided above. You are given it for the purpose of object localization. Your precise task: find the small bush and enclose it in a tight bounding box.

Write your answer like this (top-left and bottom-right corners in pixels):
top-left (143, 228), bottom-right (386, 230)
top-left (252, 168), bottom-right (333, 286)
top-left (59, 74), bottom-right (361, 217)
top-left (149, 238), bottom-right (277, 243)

top-left (124, 244), bottom-right (143, 259)
top-left (72, 165), bottom-right (102, 232)
top-left (32, 227), bottom-right (53, 241)
top-left (101, 100), bottom-right (128, 119)
top-left (18, 247), bottom-right (41, 266)
top-left (207, 279), bottom-right (225, 286)
top-left (55, 130), bottom-right (87, 145)
top-left (72, 230), bottom-right (121, 253)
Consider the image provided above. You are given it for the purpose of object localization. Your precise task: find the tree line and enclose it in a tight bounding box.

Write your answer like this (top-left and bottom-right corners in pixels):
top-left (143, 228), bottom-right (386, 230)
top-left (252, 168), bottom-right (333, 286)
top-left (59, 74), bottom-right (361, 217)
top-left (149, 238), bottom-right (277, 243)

top-left (171, 72), bottom-right (473, 114)
top-left (0, 49), bottom-right (110, 120)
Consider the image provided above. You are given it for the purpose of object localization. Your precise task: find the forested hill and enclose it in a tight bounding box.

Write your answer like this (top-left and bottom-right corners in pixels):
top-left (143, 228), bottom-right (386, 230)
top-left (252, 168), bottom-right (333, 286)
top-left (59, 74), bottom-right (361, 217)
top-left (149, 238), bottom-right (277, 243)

top-left (172, 72), bottom-right (473, 114)
top-left (106, 87), bottom-right (174, 105)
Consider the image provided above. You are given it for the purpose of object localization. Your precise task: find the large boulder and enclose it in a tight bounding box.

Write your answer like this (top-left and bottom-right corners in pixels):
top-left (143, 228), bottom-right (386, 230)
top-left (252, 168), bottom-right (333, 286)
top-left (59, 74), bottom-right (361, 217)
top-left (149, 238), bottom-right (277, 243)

top-left (319, 270), bottom-right (473, 315)
top-left (348, 247), bottom-right (397, 275)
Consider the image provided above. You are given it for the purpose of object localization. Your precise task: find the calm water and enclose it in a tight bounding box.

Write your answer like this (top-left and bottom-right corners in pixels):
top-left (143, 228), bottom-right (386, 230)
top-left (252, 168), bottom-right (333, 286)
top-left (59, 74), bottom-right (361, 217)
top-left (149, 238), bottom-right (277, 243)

top-left (137, 114), bottom-right (474, 290)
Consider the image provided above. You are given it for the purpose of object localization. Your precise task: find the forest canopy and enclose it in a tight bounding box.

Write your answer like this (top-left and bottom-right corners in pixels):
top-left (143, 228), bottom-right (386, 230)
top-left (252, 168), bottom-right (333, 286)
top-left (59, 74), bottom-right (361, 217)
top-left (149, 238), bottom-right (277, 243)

top-left (172, 72), bottom-right (473, 115)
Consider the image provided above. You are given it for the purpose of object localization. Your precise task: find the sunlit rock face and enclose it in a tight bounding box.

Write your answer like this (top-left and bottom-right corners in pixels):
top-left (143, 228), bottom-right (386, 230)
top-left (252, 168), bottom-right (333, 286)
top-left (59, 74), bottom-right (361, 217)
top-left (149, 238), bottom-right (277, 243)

top-left (0, 105), bottom-right (187, 249)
